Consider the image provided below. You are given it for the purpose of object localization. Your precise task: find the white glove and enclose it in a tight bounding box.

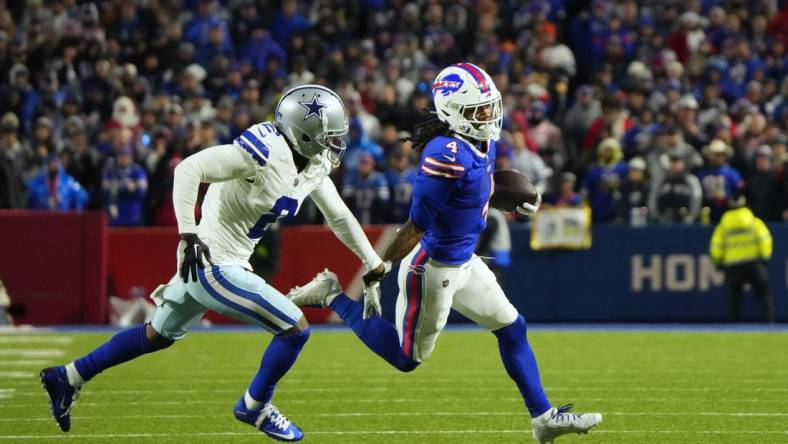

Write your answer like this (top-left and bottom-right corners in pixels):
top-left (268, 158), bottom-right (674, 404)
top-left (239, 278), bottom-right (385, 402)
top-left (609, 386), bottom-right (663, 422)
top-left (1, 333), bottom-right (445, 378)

top-left (362, 282), bottom-right (382, 320)
top-left (516, 193), bottom-right (542, 217)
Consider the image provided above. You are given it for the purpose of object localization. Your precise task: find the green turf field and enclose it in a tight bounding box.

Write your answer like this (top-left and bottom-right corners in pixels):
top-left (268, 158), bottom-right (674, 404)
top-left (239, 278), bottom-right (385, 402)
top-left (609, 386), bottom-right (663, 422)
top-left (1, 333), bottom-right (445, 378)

top-left (1, 328), bottom-right (787, 443)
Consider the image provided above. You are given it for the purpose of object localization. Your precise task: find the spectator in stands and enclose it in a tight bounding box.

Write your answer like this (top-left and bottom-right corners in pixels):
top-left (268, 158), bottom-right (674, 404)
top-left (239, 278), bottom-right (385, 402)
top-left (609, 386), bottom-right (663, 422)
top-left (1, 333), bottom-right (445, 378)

top-left (563, 85), bottom-right (600, 165)
top-left (615, 157), bottom-right (650, 225)
top-left (61, 117), bottom-right (100, 207)
top-left (0, 0), bottom-right (784, 228)
top-left (580, 94), bottom-right (633, 167)
top-left (697, 139), bottom-right (745, 222)
top-left (27, 154), bottom-right (88, 211)
top-left (343, 119), bottom-right (384, 173)
top-left (650, 149), bottom-right (703, 224)
top-left (101, 147), bottom-right (148, 226)
top-left (271, 0), bottom-right (310, 47)
top-left (748, 145), bottom-right (784, 221)
top-left (547, 172), bottom-right (582, 207)
top-left (511, 132), bottom-right (552, 195)
top-left (582, 138), bottom-right (628, 223)
top-left (0, 113), bottom-right (27, 209)
top-left (536, 21), bottom-right (576, 77)
top-left (384, 146), bottom-right (416, 223)
top-left (240, 24), bottom-right (286, 74)
top-left (184, 0), bottom-right (229, 52)
top-left (342, 153), bottom-right (389, 225)
top-left (525, 100), bottom-right (565, 172)
top-left (710, 196), bottom-right (774, 323)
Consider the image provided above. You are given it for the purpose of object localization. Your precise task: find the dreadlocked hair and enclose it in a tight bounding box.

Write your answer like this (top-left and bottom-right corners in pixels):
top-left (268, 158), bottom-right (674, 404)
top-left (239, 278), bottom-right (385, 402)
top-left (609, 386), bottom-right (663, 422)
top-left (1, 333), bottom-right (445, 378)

top-left (400, 110), bottom-right (452, 151)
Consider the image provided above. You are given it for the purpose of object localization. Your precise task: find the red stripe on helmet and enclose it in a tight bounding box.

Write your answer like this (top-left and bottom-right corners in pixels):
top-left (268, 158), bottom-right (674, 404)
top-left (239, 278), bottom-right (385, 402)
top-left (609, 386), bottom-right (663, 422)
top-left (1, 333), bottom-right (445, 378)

top-left (455, 62), bottom-right (491, 94)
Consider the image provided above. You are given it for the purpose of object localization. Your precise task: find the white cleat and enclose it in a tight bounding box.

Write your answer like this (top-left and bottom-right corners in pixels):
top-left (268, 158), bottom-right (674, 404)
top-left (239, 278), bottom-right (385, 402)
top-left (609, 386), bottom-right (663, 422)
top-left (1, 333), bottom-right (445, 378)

top-left (287, 269), bottom-right (342, 307)
top-left (531, 404), bottom-right (602, 444)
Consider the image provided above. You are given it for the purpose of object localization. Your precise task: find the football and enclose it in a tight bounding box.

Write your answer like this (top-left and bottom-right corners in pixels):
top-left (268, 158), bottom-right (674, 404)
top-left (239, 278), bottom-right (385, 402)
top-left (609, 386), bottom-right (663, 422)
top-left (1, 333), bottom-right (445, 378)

top-left (490, 170), bottom-right (538, 212)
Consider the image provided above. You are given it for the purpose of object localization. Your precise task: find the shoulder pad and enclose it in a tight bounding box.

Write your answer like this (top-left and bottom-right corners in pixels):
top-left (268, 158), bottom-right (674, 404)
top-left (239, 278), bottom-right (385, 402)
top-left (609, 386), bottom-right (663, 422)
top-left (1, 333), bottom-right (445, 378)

top-left (420, 136), bottom-right (468, 179)
top-left (234, 123), bottom-right (279, 168)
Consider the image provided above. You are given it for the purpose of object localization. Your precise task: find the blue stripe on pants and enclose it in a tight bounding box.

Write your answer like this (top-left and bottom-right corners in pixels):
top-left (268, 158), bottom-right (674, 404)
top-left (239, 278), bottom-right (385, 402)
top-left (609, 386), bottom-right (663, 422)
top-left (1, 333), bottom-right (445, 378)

top-left (197, 267), bottom-right (282, 332)
top-left (211, 266), bottom-right (298, 326)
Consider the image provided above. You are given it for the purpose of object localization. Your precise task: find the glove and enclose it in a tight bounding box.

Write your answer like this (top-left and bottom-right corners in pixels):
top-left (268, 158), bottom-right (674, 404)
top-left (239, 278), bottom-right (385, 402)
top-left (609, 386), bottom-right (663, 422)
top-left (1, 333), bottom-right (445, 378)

top-left (361, 261), bottom-right (392, 320)
top-left (178, 233), bottom-right (213, 283)
top-left (363, 282), bottom-right (382, 320)
top-left (516, 193), bottom-right (542, 217)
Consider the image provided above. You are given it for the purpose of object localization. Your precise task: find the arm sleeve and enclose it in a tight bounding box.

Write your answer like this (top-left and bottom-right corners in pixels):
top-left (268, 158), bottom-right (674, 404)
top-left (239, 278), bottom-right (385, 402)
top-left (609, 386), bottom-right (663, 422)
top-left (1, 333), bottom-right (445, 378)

top-left (173, 144), bottom-right (258, 234)
top-left (310, 176), bottom-right (383, 271)
top-left (409, 174), bottom-right (457, 231)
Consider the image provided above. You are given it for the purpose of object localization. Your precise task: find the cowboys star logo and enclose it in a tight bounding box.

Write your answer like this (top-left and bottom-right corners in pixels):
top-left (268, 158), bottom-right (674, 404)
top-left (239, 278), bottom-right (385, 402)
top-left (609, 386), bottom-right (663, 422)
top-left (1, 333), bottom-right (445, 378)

top-left (299, 93), bottom-right (327, 121)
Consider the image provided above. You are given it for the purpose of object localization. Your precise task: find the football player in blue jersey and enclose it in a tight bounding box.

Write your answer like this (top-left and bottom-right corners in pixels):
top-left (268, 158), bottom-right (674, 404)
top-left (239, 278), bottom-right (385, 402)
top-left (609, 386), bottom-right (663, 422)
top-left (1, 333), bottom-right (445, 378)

top-left (291, 63), bottom-right (602, 443)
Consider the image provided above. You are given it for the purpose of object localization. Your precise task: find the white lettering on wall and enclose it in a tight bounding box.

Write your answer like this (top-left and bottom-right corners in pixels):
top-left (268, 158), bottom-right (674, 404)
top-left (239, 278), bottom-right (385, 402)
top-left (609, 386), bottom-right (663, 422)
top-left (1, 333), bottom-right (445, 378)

top-left (665, 255), bottom-right (695, 291)
top-left (631, 255), bottom-right (662, 292)
top-left (631, 254), bottom-right (725, 293)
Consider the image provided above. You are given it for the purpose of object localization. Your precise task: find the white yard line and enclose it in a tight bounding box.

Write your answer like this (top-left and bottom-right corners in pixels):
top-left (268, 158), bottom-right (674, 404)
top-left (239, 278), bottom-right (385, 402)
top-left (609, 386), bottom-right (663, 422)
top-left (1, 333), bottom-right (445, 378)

top-left (0, 371), bottom-right (33, 379)
top-left (0, 429), bottom-right (786, 440)
top-left (2, 411), bottom-right (787, 423)
top-left (0, 360), bottom-right (50, 367)
top-left (0, 397), bottom-right (777, 408)
top-left (0, 336), bottom-right (72, 344)
top-left (0, 349), bottom-right (64, 358)
top-left (6, 385), bottom-right (787, 395)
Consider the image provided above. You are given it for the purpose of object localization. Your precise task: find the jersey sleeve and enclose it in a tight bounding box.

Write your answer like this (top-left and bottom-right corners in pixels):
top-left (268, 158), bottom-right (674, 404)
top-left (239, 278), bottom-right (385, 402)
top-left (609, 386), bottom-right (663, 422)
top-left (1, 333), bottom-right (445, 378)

top-left (173, 144), bottom-right (258, 234)
top-left (418, 137), bottom-right (469, 180)
top-left (233, 125), bottom-right (273, 168)
top-left (409, 137), bottom-right (469, 230)
top-left (409, 172), bottom-right (458, 231)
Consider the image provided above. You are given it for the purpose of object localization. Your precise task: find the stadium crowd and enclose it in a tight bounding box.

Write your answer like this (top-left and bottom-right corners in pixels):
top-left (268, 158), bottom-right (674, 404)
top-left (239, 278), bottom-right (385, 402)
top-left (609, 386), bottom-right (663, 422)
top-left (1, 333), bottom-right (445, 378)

top-left (0, 0), bottom-right (786, 226)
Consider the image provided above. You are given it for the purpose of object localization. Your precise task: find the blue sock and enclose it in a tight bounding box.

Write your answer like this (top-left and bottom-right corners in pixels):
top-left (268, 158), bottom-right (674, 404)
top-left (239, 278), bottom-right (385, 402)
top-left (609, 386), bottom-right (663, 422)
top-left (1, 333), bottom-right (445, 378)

top-left (494, 315), bottom-right (552, 417)
top-left (247, 328), bottom-right (310, 404)
top-left (330, 294), bottom-right (418, 372)
top-left (74, 324), bottom-right (153, 382)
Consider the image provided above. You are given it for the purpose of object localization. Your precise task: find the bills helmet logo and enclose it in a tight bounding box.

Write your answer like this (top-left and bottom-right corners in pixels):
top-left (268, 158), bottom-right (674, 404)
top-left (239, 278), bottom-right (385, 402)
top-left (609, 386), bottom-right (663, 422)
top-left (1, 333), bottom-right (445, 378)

top-left (432, 73), bottom-right (464, 96)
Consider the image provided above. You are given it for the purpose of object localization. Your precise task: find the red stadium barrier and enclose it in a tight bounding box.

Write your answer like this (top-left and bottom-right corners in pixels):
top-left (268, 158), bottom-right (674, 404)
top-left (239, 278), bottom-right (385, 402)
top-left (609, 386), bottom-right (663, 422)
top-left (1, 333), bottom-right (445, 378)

top-left (0, 210), bottom-right (385, 325)
top-left (0, 211), bottom-right (107, 325)
top-left (107, 225), bottom-right (387, 324)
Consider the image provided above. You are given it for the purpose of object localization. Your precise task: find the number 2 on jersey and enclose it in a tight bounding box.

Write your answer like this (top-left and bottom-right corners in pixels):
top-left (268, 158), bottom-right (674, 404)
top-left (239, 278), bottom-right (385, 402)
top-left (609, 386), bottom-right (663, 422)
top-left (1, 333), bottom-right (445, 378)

top-left (247, 196), bottom-right (298, 239)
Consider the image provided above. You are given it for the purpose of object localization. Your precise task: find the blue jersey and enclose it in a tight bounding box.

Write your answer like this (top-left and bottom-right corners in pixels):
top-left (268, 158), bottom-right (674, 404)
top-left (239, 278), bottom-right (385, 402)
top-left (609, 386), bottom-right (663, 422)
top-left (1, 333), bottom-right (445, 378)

top-left (385, 167), bottom-right (417, 223)
top-left (409, 136), bottom-right (495, 265)
top-left (697, 164), bottom-right (744, 200)
top-left (342, 170), bottom-right (390, 224)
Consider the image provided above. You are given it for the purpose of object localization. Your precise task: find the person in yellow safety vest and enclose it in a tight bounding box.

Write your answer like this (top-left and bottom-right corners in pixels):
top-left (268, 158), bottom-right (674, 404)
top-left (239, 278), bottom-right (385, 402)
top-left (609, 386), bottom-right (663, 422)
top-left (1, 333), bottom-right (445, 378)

top-left (710, 197), bottom-right (774, 323)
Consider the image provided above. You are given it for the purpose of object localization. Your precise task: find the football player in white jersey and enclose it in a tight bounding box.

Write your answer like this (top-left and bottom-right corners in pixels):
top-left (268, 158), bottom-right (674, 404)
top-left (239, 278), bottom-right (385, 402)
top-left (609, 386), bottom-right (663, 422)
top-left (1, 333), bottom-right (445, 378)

top-left (40, 85), bottom-right (388, 442)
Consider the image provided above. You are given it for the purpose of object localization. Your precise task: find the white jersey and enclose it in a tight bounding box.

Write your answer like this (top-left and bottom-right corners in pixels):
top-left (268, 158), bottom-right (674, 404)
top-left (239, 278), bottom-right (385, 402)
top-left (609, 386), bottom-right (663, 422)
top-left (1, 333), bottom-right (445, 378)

top-left (172, 122), bottom-right (382, 271)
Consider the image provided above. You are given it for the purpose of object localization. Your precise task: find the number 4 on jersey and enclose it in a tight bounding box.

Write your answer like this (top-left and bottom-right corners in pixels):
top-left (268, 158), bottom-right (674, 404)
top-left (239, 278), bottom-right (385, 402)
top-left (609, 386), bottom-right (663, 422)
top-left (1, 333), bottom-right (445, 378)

top-left (247, 196), bottom-right (298, 239)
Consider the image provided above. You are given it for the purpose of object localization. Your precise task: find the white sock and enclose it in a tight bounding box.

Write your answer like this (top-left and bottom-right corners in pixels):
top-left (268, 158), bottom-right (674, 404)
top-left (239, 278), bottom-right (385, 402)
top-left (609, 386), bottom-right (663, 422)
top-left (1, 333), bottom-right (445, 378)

top-left (244, 390), bottom-right (263, 410)
top-left (64, 363), bottom-right (85, 388)
top-left (325, 292), bottom-right (340, 306)
top-left (534, 406), bottom-right (555, 423)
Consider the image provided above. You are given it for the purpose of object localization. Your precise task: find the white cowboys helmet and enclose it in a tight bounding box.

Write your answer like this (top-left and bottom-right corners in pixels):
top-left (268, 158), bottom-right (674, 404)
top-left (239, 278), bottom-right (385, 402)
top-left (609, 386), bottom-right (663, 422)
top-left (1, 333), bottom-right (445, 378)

top-left (274, 84), bottom-right (349, 167)
top-left (432, 62), bottom-right (502, 141)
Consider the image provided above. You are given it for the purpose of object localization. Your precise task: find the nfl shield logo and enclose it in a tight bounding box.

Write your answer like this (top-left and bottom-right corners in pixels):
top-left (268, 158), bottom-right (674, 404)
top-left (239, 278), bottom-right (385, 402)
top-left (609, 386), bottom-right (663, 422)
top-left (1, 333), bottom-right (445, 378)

top-left (442, 279), bottom-right (450, 288)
